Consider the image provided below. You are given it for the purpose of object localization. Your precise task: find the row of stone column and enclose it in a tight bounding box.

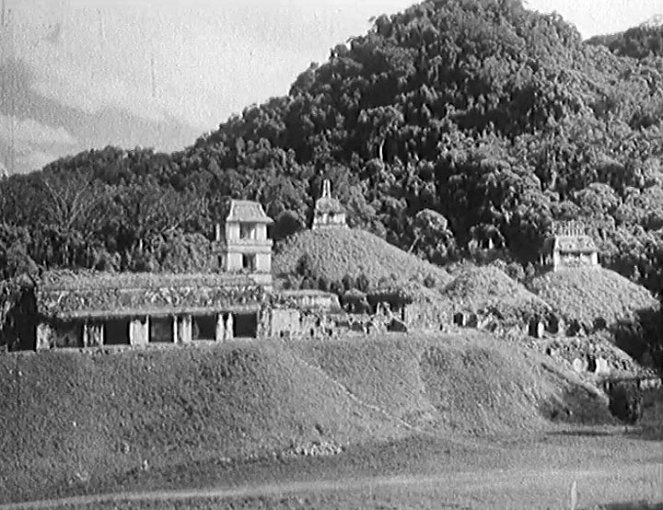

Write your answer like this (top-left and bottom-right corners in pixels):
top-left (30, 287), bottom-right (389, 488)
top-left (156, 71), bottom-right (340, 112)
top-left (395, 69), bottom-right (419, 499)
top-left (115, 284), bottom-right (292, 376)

top-left (130, 313), bottom-right (235, 345)
top-left (36, 312), bottom-right (237, 350)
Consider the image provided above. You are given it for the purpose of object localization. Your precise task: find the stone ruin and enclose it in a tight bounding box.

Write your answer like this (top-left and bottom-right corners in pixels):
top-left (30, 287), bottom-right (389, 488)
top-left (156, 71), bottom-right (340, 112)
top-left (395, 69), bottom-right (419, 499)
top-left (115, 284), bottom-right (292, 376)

top-left (34, 272), bottom-right (266, 350)
top-left (311, 179), bottom-right (347, 230)
top-left (540, 220), bottom-right (599, 272)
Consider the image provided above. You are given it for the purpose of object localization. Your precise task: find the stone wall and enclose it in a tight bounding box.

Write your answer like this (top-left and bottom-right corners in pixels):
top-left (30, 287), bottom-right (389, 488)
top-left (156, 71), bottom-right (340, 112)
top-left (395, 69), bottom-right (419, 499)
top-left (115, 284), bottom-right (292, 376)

top-left (262, 306), bottom-right (342, 340)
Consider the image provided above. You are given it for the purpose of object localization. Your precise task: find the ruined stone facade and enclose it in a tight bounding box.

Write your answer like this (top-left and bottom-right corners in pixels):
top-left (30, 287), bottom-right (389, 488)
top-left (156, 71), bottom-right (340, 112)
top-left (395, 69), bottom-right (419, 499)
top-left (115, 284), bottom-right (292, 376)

top-left (312, 180), bottom-right (347, 230)
top-left (540, 221), bottom-right (599, 271)
top-left (34, 273), bottom-right (265, 350)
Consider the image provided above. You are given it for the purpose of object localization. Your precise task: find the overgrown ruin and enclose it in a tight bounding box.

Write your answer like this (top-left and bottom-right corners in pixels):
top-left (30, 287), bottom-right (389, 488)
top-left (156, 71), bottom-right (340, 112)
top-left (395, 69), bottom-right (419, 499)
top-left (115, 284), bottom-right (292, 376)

top-left (311, 179), bottom-right (347, 230)
top-left (540, 221), bottom-right (599, 271)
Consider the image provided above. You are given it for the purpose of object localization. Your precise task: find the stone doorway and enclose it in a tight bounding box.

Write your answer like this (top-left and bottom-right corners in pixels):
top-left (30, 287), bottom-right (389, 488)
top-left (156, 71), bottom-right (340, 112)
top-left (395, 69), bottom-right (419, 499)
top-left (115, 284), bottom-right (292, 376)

top-left (234, 312), bottom-right (258, 338)
top-left (150, 316), bottom-right (174, 343)
top-left (192, 315), bottom-right (216, 340)
top-left (105, 318), bottom-right (131, 345)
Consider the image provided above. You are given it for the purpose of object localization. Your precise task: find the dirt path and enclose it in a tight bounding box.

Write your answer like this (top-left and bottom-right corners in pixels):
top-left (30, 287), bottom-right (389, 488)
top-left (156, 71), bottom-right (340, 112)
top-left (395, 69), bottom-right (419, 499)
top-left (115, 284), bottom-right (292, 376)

top-left (2, 461), bottom-right (660, 510)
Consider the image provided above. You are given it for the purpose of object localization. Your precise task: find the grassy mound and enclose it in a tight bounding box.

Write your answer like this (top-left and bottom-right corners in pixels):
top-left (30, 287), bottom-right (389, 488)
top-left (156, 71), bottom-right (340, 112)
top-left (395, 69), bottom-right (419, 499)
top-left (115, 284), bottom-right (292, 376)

top-left (0, 333), bottom-right (615, 503)
top-left (440, 265), bottom-right (550, 322)
top-left (527, 267), bottom-right (659, 329)
top-left (273, 228), bottom-right (452, 287)
top-left (0, 343), bottom-right (405, 503)
top-left (292, 336), bottom-right (438, 429)
top-left (291, 332), bottom-right (608, 436)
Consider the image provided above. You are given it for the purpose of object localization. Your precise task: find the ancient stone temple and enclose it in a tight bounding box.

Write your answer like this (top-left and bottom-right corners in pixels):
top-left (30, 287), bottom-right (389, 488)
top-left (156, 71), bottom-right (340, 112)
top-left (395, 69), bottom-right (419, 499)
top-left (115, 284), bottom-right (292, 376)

top-left (312, 179), bottom-right (347, 230)
top-left (34, 272), bottom-right (267, 350)
top-left (220, 200), bottom-right (273, 287)
top-left (540, 221), bottom-right (599, 271)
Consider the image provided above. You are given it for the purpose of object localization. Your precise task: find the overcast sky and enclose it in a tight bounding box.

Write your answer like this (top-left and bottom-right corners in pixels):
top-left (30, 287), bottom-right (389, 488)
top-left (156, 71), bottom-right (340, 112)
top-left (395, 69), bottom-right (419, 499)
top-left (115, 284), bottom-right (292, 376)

top-left (0, 0), bottom-right (661, 174)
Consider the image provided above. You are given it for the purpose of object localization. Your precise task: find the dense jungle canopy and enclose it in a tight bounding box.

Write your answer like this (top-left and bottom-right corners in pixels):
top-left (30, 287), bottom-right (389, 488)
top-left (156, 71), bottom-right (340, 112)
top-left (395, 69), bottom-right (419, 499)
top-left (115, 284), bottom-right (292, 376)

top-left (3, 0), bottom-right (663, 296)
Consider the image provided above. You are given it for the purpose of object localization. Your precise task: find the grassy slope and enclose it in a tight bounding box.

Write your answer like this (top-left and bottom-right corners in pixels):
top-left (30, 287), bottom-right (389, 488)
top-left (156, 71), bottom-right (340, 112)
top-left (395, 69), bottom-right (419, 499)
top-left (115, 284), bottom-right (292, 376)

top-left (0, 343), bottom-right (405, 503)
top-left (273, 228), bottom-right (452, 286)
top-left (0, 334), bottom-right (614, 503)
top-left (440, 266), bottom-right (551, 321)
top-left (291, 332), bottom-right (612, 436)
top-left (527, 267), bottom-right (659, 327)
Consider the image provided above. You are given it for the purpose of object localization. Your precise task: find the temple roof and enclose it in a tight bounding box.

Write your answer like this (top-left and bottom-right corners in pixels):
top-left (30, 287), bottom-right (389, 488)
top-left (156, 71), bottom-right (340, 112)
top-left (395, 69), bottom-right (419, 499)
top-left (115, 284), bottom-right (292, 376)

top-left (315, 197), bottom-right (346, 215)
top-left (542, 235), bottom-right (598, 254)
top-left (225, 200), bottom-right (273, 224)
top-left (36, 271), bottom-right (264, 318)
top-left (38, 271), bottom-right (254, 291)
top-left (314, 179), bottom-right (346, 215)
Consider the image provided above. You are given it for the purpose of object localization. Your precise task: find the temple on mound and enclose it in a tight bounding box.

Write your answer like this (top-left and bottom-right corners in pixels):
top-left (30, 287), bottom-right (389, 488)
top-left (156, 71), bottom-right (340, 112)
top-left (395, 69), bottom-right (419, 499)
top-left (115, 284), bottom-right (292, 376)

top-left (311, 179), bottom-right (347, 230)
top-left (28, 199), bottom-right (340, 351)
top-left (540, 220), bottom-right (599, 271)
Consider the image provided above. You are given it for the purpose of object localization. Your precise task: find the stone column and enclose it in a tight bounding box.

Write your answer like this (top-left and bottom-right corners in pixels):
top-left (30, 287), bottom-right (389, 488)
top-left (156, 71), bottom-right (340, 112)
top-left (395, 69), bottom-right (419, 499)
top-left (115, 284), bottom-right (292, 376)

top-left (216, 313), bottom-right (225, 342)
top-left (177, 315), bottom-right (192, 344)
top-left (172, 316), bottom-right (179, 344)
top-left (225, 313), bottom-right (234, 340)
top-left (129, 317), bottom-right (149, 346)
top-left (83, 322), bottom-right (104, 347)
top-left (36, 323), bottom-right (53, 351)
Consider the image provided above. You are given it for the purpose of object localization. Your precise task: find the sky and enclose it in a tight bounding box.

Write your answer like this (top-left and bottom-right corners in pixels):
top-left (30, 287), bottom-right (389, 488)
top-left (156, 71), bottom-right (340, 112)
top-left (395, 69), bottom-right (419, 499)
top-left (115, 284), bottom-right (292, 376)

top-left (0, 0), bottom-right (662, 174)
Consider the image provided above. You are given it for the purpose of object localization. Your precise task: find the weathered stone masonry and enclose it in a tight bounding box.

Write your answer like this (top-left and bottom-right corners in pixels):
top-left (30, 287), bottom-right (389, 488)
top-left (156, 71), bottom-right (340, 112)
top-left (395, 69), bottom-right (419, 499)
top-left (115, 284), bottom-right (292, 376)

top-left (34, 273), bottom-right (265, 350)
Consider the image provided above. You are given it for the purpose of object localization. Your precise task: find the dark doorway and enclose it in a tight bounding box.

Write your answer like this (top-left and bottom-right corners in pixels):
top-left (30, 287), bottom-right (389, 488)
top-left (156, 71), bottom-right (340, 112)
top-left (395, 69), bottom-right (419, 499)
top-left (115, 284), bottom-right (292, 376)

top-left (54, 320), bottom-right (84, 348)
top-left (105, 318), bottom-right (131, 345)
top-left (234, 313), bottom-right (258, 338)
top-left (242, 254), bottom-right (256, 271)
top-left (150, 316), bottom-right (174, 343)
top-left (193, 315), bottom-right (216, 340)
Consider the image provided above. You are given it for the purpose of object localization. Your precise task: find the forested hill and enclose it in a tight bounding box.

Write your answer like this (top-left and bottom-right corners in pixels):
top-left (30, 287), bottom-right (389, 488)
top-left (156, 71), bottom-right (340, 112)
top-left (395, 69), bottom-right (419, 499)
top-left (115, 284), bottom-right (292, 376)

top-left (3, 0), bottom-right (663, 295)
top-left (587, 21), bottom-right (663, 59)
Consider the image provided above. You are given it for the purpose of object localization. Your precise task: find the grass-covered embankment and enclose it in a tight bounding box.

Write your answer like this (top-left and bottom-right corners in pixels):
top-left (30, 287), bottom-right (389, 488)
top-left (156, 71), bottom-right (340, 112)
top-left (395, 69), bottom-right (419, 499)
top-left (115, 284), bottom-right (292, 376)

top-left (0, 332), bottom-right (615, 504)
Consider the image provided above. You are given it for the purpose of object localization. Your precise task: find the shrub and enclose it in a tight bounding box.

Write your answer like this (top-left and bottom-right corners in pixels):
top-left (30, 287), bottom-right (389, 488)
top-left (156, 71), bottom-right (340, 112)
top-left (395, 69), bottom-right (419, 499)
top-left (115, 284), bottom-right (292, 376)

top-left (300, 276), bottom-right (316, 290)
top-left (295, 253), bottom-right (313, 278)
top-left (505, 262), bottom-right (525, 281)
top-left (330, 280), bottom-right (345, 295)
top-left (423, 274), bottom-right (437, 288)
top-left (491, 259), bottom-right (507, 272)
top-left (356, 272), bottom-right (370, 293)
top-left (341, 273), bottom-right (356, 291)
top-left (317, 276), bottom-right (330, 292)
top-left (607, 381), bottom-right (643, 424)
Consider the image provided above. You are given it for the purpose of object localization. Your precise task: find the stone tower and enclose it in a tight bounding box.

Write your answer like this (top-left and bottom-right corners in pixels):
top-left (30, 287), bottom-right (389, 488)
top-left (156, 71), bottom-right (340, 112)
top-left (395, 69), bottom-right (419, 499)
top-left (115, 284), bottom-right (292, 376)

top-left (222, 200), bottom-right (273, 286)
top-left (312, 179), bottom-right (347, 230)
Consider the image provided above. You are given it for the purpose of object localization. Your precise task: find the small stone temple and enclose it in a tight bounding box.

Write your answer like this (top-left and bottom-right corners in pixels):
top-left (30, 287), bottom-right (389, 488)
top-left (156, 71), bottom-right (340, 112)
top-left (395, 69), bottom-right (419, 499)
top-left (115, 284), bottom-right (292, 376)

top-left (217, 200), bottom-right (273, 288)
top-left (34, 272), bottom-right (267, 350)
top-left (311, 179), bottom-right (347, 230)
top-left (540, 221), bottom-right (599, 271)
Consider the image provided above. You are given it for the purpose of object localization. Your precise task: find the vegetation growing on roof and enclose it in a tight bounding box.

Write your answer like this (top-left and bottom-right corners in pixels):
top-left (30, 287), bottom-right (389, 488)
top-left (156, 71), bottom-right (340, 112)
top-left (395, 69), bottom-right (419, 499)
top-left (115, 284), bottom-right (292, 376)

top-left (36, 271), bottom-right (264, 318)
